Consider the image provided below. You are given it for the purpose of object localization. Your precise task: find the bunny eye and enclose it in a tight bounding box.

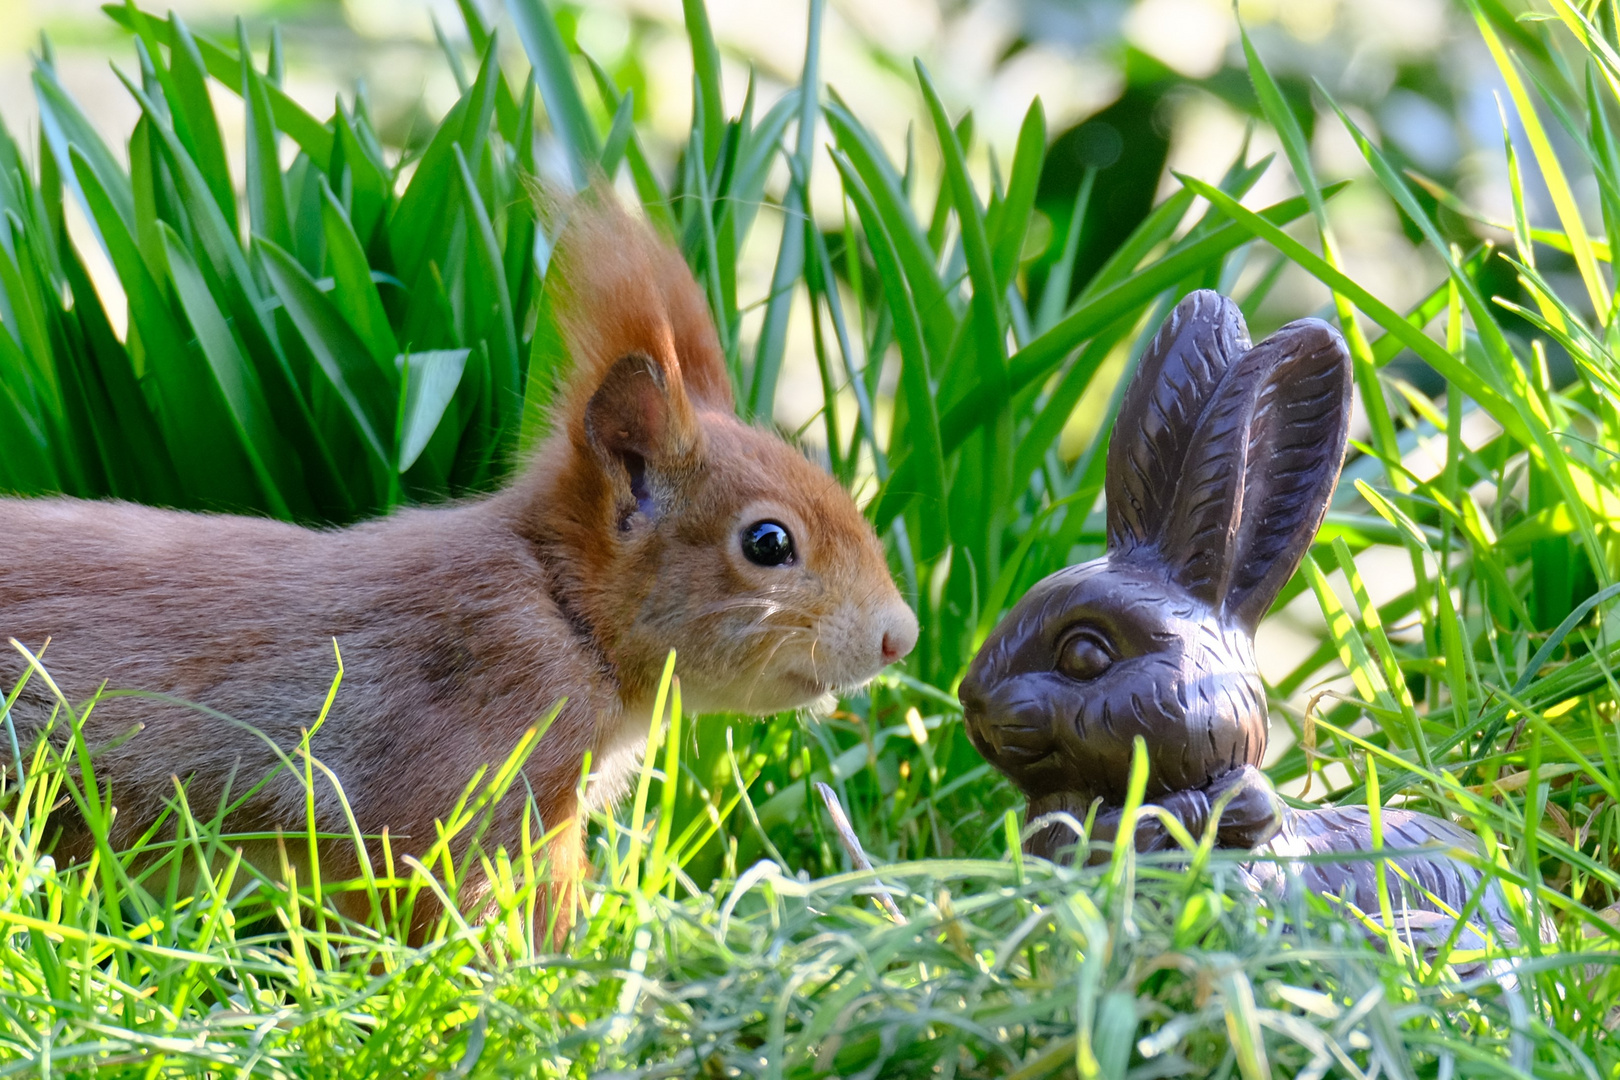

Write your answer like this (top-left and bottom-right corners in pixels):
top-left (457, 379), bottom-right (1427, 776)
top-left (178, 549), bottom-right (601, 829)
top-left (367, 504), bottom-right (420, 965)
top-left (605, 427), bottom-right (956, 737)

top-left (1057, 628), bottom-right (1114, 682)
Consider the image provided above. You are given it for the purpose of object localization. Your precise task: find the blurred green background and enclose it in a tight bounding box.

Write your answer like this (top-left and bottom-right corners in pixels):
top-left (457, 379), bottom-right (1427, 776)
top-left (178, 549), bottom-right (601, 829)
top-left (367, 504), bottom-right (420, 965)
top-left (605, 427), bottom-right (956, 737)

top-left (0, 0), bottom-right (1523, 425)
top-left (0, 0), bottom-right (1536, 781)
top-left (8, 3), bottom-right (1620, 1072)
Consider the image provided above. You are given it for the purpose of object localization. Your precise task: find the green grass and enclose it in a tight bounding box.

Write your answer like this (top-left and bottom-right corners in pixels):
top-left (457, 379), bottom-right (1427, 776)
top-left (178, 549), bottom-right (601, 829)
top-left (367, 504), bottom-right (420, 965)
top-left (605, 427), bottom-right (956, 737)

top-left (4, 0), bottom-right (1620, 1074)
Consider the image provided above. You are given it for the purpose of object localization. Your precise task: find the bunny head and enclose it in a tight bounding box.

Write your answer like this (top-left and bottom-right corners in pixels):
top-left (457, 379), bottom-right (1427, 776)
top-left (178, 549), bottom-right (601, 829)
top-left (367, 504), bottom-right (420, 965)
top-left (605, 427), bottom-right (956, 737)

top-left (959, 291), bottom-right (1351, 827)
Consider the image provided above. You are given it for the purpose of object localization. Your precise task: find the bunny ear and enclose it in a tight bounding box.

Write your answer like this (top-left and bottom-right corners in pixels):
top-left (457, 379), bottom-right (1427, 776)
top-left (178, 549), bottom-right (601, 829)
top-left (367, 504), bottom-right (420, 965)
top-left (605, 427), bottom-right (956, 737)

top-left (1159, 317), bottom-right (1352, 630)
top-left (1106, 291), bottom-right (1252, 553)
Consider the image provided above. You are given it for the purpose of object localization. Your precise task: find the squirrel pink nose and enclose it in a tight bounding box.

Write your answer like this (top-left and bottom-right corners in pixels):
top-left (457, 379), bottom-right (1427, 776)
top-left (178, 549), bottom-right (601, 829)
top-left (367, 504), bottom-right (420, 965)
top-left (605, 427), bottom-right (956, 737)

top-left (878, 605), bottom-right (919, 665)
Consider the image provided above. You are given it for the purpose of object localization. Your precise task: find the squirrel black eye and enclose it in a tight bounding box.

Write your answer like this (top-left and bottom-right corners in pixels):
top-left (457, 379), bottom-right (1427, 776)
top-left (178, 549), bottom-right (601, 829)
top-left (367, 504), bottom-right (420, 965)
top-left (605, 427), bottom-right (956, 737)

top-left (741, 520), bottom-right (795, 567)
top-left (1057, 628), bottom-right (1113, 682)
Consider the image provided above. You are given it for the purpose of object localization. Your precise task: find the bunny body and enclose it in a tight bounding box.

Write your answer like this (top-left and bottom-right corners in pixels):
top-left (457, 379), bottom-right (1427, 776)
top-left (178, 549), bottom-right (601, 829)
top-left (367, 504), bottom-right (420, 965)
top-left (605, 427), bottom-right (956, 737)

top-left (962, 291), bottom-right (1537, 945)
top-left (962, 291), bottom-right (1341, 854)
top-left (1251, 805), bottom-right (1522, 947)
top-left (0, 198), bottom-right (918, 936)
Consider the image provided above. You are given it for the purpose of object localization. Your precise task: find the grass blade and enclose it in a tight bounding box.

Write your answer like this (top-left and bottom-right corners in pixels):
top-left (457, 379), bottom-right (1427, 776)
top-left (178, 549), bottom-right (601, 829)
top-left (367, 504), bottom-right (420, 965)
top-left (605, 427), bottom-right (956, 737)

top-left (105, 4), bottom-right (332, 168)
top-left (834, 151), bottom-right (947, 543)
top-left (506, 0), bottom-right (600, 187)
top-left (747, 0), bottom-right (822, 418)
top-left (1473, 0), bottom-right (1609, 323)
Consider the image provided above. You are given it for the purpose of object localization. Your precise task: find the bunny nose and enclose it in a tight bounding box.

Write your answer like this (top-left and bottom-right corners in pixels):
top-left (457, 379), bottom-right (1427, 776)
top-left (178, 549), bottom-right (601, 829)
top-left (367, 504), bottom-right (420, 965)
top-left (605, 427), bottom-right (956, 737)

top-left (878, 604), bottom-right (919, 665)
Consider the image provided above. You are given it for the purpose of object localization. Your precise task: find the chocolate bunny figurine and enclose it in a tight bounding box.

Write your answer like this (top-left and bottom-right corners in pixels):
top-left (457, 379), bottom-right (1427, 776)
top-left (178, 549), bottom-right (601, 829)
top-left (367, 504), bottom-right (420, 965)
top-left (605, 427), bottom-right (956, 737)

top-left (961, 291), bottom-right (1528, 941)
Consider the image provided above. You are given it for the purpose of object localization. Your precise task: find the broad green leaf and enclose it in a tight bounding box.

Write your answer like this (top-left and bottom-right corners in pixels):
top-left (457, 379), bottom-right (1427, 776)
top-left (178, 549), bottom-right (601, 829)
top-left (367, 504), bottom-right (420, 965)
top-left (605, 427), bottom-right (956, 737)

top-left (116, 71), bottom-right (266, 334)
top-left (126, 115), bottom-right (173, 290)
top-left (391, 39), bottom-right (499, 285)
top-left (32, 64), bottom-right (135, 242)
top-left (599, 91), bottom-right (636, 177)
top-left (66, 145), bottom-right (229, 501)
top-left (161, 223), bottom-right (294, 517)
top-left (397, 349), bottom-right (470, 473)
top-left (104, 4), bottom-right (333, 169)
top-left (320, 179), bottom-right (399, 372)
top-left (117, 68), bottom-right (348, 521)
top-left (57, 235), bottom-right (182, 503)
top-left (334, 103), bottom-right (390, 249)
top-left (0, 325), bottom-right (57, 491)
top-left (453, 145), bottom-right (521, 431)
top-left (0, 219), bottom-right (58, 400)
top-left (168, 14), bottom-right (238, 228)
top-left (118, 5), bottom-right (229, 230)
top-left (258, 237), bottom-right (395, 479)
top-left (239, 21), bottom-right (292, 253)
top-left (456, 0), bottom-right (494, 52)
top-left (0, 227), bottom-right (89, 492)
top-left (727, 90), bottom-right (800, 246)
top-left (516, 304), bottom-right (563, 456)
top-left (826, 97), bottom-right (956, 363)
top-left (503, 79), bottom-right (540, 331)
top-left (0, 114), bottom-right (29, 234)
top-left (683, 0), bottom-right (725, 168)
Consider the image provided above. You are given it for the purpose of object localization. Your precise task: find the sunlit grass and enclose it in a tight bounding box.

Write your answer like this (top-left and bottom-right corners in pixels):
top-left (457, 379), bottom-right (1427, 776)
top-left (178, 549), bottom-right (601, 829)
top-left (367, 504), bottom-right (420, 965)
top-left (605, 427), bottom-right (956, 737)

top-left (3, 0), bottom-right (1620, 1073)
top-left (7, 650), bottom-right (1610, 1077)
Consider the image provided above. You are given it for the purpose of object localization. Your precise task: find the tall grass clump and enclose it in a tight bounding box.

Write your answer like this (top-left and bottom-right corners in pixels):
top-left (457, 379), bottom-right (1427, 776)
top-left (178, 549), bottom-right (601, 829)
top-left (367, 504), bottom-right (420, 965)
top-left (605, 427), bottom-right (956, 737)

top-left (2, 0), bottom-right (1620, 1074)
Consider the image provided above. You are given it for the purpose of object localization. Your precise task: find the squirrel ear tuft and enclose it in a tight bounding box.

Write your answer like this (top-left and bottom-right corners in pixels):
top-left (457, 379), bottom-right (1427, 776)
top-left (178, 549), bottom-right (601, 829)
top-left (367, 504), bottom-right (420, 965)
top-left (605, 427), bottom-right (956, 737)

top-left (1160, 317), bottom-right (1352, 630)
top-left (584, 352), bottom-right (697, 469)
top-left (1106, 291), bottom-right (1251, 553)
top-left (548, 190), bottom-right (733, 412)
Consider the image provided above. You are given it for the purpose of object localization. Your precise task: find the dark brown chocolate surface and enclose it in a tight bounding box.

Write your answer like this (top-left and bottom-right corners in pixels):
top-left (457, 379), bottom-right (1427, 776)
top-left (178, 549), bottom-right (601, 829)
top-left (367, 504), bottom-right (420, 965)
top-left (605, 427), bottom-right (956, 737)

top-left (961, 291), bottom-right (1531, 942)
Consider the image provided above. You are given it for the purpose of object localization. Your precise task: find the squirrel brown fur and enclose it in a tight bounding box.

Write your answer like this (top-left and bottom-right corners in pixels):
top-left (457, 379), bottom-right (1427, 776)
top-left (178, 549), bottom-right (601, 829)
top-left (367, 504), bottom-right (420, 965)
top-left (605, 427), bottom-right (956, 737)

top-left (0, 195), bottom-right (918, 942)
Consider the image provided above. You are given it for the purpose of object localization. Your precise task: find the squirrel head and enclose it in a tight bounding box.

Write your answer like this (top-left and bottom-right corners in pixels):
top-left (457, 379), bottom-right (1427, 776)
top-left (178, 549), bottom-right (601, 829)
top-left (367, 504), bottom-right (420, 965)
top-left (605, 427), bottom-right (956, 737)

top-left (513, 195), bottom-right (917, 716)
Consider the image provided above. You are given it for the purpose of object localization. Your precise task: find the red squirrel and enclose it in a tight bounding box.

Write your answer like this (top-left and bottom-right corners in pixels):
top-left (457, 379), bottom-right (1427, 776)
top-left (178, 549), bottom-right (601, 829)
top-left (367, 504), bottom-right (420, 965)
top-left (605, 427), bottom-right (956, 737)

top-left (0, 196), bottom-right (918, 939)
